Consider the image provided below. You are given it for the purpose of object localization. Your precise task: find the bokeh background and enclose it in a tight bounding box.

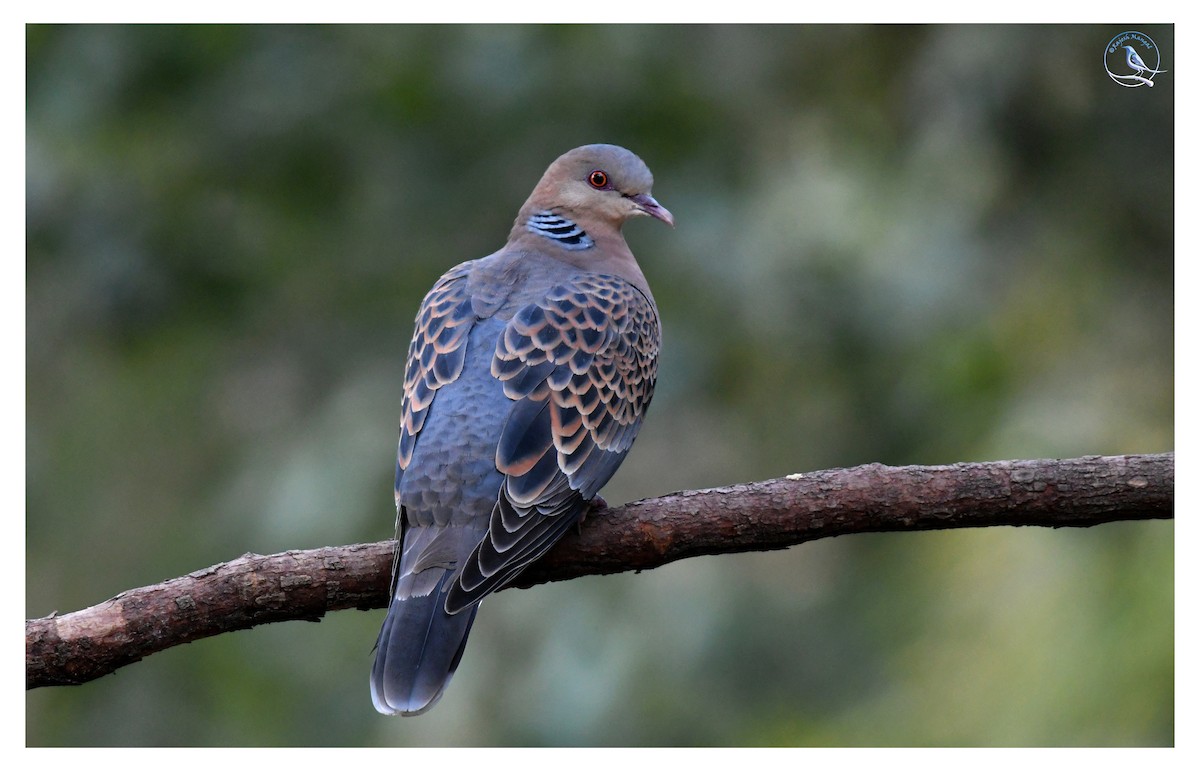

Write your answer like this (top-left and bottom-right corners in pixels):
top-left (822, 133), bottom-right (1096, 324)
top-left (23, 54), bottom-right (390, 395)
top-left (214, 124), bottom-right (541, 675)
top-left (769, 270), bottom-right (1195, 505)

top-left (26, 24), bottom-right (1173, 746)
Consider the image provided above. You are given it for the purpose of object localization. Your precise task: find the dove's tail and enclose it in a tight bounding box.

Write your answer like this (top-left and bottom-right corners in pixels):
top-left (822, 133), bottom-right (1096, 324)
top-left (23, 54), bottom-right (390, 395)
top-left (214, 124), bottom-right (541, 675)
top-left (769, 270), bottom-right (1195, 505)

top-left (370, 569), bottom-right (479, 716)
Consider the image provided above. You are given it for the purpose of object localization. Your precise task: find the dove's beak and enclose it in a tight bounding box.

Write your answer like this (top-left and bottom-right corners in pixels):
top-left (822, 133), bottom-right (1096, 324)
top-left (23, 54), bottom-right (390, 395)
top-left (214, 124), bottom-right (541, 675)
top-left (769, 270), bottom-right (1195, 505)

top-left (629, 193), bottom-right (675, 228)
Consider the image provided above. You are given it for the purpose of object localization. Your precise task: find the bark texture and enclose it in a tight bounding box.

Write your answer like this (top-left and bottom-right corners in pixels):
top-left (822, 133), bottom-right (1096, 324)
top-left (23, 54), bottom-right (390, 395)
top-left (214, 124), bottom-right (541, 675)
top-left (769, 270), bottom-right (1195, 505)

top-left (27, 452), bottom-right (1173, 689)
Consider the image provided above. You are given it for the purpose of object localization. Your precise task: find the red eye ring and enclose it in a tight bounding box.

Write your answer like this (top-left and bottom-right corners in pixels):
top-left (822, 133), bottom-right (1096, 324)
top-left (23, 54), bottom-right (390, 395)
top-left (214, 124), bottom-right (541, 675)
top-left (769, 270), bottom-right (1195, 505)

top-left (588, 170), bottom-right (609, 189)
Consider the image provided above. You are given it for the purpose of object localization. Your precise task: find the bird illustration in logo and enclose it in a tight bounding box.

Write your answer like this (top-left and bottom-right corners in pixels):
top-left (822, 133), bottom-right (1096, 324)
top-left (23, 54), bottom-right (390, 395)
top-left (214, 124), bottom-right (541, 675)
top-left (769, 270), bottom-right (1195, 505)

top-left (1122, 45), bottom-right (1167, 77)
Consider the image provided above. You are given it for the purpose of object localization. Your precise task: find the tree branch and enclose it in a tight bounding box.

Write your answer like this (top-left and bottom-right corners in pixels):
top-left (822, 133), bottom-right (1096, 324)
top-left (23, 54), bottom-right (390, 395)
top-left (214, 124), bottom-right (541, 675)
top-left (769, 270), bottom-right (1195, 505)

top-left (27, 452), bottom-right (1173, 689)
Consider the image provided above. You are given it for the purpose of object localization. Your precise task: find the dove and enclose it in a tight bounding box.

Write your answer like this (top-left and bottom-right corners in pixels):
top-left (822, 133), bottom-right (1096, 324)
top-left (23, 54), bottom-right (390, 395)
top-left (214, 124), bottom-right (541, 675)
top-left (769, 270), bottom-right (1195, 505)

top-left (370, 144), bottom-right (672, 716)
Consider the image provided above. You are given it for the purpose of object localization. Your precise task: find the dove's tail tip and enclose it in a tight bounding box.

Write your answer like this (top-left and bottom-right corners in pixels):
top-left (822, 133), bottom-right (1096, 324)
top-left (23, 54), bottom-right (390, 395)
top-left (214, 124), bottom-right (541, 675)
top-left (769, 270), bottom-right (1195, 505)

top-left (370, 573), bottom-right (479, 716)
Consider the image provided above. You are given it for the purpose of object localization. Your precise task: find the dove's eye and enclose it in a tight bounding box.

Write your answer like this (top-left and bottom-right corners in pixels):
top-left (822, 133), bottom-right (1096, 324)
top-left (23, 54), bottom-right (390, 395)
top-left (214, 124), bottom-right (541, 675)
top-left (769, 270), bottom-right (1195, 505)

top-left (588, 170), bottom-right (609, 189)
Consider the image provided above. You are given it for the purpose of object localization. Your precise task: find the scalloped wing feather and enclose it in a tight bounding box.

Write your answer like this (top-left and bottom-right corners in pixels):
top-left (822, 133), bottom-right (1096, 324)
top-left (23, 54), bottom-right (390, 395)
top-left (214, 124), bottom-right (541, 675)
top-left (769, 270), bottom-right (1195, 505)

top-left (445, 273), bottom-right (660, 613)
top-left (394, 261), bottom-right (478, 497)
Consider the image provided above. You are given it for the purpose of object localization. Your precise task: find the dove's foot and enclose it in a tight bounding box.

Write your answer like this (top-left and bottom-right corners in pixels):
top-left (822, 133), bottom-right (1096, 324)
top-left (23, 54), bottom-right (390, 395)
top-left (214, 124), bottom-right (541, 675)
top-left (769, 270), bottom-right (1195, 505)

top-left (576, 495), bottom-right (609, 534)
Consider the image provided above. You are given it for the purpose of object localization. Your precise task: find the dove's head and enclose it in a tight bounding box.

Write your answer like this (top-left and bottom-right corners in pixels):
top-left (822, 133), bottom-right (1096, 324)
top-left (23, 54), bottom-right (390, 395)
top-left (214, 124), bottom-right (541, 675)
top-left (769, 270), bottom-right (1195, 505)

top-left (527, 144), bottom-right (674, 228)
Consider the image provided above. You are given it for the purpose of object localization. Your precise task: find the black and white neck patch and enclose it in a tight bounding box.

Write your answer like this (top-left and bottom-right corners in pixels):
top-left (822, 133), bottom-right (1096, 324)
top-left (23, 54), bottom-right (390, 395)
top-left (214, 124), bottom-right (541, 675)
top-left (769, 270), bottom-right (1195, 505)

top-left (526, 211), bottom-right (594, 251)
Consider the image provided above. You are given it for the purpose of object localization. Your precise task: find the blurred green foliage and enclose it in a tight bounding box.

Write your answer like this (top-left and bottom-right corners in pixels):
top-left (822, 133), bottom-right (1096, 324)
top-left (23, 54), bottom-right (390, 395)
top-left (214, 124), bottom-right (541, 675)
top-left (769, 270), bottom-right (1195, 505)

top-left (26, 24), bottom-right (1172, 746)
